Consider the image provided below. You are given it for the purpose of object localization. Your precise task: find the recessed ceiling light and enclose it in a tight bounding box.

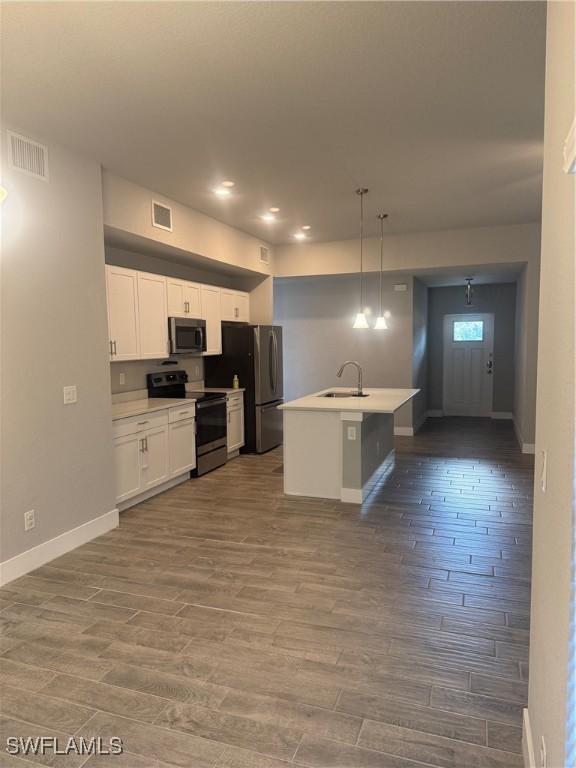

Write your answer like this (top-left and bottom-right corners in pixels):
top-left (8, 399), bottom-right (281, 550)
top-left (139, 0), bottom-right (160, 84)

top-left (269, 207), bottom-right (280, 213)
top-left (221, 180), bottom-right (235, 188)
top-left (301, 225), bottom-right (311, 230)
top-left (293, 232), bottom-right (307, 240)
top-left (261, 213), bottom-right (276, 222)
top-left (214, 187), bottom-right (231, 197)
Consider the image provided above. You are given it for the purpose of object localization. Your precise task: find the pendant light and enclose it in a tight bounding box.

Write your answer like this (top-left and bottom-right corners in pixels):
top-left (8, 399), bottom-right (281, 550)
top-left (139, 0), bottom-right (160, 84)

top-left (465, 277), bottom-right (474, 306)
top-left (374, 212), bottom-right (389, 329)
top-left (353, 187), bottom-right (369, 329)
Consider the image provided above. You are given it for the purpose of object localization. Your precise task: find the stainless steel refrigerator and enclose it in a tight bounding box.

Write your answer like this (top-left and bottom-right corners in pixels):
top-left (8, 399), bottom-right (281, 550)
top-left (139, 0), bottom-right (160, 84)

top-left (204, 324), bottom-right (283, 453)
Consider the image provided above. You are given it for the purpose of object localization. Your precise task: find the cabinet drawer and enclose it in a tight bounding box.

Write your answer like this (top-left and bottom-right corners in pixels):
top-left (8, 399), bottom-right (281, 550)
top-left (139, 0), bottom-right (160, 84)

top-left (227, 393), bottom-right (243, 409)
top-left (169, 405), bottom-right (196, 424)
top-left (113, 410), bottom-right (168, 438)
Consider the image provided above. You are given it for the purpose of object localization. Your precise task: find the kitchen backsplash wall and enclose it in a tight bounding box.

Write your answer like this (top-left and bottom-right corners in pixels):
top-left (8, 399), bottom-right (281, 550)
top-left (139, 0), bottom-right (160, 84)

top-left (110, 357), bottom-right (204, 395)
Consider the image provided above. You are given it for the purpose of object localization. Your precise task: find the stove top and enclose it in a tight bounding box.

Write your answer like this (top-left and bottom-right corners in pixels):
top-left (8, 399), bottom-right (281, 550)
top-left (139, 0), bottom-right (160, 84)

top-left (186, 391), bottom-right (227, 402)
top-left (146, 371), bottom-right (228, 403)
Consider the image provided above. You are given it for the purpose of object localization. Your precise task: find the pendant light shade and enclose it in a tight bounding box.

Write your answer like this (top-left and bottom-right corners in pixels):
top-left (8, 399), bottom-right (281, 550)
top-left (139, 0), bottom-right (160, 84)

top-left (374, 212), bottom-right (389, 330)
top-left (353, 312), bottom-right (370, 329)
top-left (353, 187), bottom-right (369, 329)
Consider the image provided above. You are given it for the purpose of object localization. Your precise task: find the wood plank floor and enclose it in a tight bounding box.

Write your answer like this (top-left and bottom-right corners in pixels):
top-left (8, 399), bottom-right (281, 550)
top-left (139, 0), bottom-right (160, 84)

top-left (0, 417), bottom-right (533, 767)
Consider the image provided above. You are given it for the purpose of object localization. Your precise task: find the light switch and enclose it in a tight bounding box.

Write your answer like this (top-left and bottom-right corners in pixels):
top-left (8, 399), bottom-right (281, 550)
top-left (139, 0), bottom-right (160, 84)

top-left (63, 385), bottom-right (77, 404)
top-left (347, 426), bottom-right (357, 441)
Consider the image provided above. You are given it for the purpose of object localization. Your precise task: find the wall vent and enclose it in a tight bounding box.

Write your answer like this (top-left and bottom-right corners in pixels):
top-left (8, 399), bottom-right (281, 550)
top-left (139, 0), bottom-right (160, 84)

top-left (152, 200), bottom-right (173, 231)
top-left (259, 246), bottom-right (270, 265)
top-left (8, 131), bottom-right (49, 181)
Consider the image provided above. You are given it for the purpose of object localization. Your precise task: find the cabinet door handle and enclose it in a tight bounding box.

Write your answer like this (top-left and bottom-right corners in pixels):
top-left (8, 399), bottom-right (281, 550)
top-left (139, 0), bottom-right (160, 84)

top-left (137, 421), bottom-right (149, 426)
top-left (140, 438), bottom-right (145, 452)
top-left (144, 436), bottom-right (148, 451)
top-left (109, 340), bottom-right (113, 355)
top-left (113, 341), bottom-right (117, 355)
top-left (185, 301), bottom-right (189, 314)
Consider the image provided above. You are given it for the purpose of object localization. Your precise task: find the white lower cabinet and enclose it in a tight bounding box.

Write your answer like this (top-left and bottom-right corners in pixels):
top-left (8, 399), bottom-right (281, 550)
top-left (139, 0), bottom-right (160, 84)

top-left (227, 393), bottom-right (245, 454)
top-left (113, 413), bottom-right (170, 504)
top-left (169, 418), bottom-right (196, 477)
top-left (113, 433), bottom-right (142, 503)
top-left (140, 424), bottom-right (170, 490)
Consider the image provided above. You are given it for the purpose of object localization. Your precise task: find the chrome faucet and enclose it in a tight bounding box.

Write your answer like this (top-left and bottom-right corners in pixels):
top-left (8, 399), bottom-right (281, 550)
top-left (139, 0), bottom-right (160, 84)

top-left (337, 361), bottom-right (363, 396)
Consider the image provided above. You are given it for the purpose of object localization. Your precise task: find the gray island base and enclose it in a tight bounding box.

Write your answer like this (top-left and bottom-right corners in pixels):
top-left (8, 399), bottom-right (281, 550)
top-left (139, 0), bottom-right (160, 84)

top-left (279, 387), bottom-right (419, 504)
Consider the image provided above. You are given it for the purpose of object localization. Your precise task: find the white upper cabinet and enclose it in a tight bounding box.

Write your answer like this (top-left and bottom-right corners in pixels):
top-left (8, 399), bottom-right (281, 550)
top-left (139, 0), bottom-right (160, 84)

top-left (106, 266), bottom-right (140, 361)
top-left (200, 285), bottom-right (222, 356)
top-left (167, 279), bottom-right (202, 319)
top-left (221, 289), bottom-right (250, 323)
top-left (137, 273), bottom-right (169, 359)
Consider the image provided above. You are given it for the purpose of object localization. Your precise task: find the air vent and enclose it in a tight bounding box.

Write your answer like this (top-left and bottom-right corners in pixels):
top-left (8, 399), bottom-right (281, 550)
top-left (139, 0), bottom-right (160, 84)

top-left (259, 246), bottom-right (270, 265)
top-left (8, 131), bottom-right (49, 181)
top-left (152, 200), bottom-right (173, 231)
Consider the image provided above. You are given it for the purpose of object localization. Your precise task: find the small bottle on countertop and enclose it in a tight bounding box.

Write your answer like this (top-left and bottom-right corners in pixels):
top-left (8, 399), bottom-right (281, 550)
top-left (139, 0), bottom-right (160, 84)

top-left (232, 374), bottom-right (239, 389)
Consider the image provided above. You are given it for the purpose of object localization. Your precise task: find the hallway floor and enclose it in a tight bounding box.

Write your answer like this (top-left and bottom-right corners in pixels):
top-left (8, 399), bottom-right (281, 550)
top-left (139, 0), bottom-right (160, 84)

top-left (0, 418), bottom-right (533, 767)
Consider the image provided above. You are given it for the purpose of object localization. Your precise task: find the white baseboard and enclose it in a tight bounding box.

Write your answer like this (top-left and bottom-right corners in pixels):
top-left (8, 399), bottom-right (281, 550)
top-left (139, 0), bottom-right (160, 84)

top-left (341, 488), bottom-right (363, 504)
top-left (513, 417), bottom-right (536, 454)
top-left (0, 508), bottom-right (119, 587)
top-left (491, 411), bottom-right (514, 420)
top-left (522, 708), bottom-right (535, 768)
top-left (427, 410), bottom-right (444, 418)
top-left (394, 426), bottom-right (414, 437)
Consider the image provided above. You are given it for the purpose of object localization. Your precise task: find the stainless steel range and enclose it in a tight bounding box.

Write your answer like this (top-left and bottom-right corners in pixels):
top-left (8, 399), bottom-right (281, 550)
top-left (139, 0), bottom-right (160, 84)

top-left (146, 371), bottom-right (228, 476)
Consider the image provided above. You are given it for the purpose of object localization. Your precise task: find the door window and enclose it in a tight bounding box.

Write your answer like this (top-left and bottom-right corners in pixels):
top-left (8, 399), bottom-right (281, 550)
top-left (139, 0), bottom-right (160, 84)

top-left (453, 320), bottom-right (484, 342)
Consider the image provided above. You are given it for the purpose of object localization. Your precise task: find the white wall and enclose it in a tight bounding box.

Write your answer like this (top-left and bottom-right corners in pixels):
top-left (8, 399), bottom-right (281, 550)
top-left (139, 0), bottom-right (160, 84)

top-left (103, 172), bottom-right (273, 278)
top-left (276, 222), bottom-right (540, 445)
top-left (1, 131), bottom-right (116, 572)
top-left (526, 3), bottom-right (575, 767)
top-left (274, 274), bottom-right (415, 429)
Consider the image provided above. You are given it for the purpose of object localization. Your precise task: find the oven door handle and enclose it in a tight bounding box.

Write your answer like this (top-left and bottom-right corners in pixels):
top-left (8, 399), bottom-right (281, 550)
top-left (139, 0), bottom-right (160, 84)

top-left (196, 398), bottom-right (227, 409)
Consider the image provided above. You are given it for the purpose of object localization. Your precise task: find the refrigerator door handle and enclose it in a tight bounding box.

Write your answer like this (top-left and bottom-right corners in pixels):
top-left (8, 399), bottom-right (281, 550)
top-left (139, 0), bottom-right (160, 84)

top-left (272, 330), bottom-right (279, 397)
top-left (269, 330), bottom-right (275, 393)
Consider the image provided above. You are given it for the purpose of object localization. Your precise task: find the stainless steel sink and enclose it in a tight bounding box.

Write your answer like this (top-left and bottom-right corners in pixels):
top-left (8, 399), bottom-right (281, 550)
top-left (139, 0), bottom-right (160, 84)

top-left (321, 391), bottom-right (370, 398)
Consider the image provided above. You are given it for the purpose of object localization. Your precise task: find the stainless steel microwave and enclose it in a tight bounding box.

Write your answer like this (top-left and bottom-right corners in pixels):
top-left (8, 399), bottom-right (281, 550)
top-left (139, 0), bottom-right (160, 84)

top-left (168, 317), bottom-right (206, 355)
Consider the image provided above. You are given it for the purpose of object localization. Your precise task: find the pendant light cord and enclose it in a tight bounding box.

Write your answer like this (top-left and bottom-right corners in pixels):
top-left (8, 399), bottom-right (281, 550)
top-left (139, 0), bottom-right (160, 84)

top-left (356, 188), bottom-right (368, 312)
top-left (378, 213), bottom-right (388, 317)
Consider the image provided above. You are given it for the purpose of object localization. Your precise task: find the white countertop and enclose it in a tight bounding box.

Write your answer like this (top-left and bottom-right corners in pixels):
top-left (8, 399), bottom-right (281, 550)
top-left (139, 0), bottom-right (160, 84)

top-left (279, 387), bottom-right (419, 413)
top-left (194, 387), bottom-right (245, 395)
top-left (112, 397), bottom-right (194, 421)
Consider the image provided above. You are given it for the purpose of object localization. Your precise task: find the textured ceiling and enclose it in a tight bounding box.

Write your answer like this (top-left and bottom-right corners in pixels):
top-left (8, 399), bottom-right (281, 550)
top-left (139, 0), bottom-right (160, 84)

top-left (2, 1), bottom-right (546, 244)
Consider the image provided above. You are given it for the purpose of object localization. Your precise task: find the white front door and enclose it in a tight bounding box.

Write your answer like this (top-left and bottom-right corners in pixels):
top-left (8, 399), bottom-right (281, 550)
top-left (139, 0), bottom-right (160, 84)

top-left (443, 314), bottom-right (494, 416)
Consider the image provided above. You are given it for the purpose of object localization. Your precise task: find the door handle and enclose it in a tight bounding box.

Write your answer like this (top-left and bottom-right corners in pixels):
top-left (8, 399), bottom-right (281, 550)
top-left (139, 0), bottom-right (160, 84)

top-left (487, 360), bottom-right (493, 374)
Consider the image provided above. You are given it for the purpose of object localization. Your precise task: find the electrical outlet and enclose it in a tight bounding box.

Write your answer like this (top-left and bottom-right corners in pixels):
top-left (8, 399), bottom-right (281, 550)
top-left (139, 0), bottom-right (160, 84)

top-left (540, 735), bottom-right (547, 767)
top-left (347, 426), bottom-right (357, 441)
top-left (24, 509), bottom-right (35, 531)
top-left (194, 364), bottom-right (200, 379)
top-left (540, 449), bottom-right (547, 493)
top-left (63, 385), bottom-right (77, 404)
top-left (119, 373), bottom-right (126, 386)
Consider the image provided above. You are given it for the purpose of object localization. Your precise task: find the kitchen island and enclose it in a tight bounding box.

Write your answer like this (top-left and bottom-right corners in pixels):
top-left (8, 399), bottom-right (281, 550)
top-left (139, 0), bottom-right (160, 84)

top-left (279, 387), bottom-right (419, 503)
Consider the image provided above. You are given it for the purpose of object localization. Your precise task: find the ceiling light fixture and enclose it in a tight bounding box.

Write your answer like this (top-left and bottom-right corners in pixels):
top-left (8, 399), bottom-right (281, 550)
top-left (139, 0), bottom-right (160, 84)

top-left (301, 225), bottom-right (311, 231)
top-left (353, 188), bottom-right (369, 329)
top-left (294, 232), bottom-right (307, 241)
top-left (214, 187), bottom-right (231, 197)
top-left (269, 207), bottom-right (280, 213)
top-left (221, 181), bottom-right (235, 187)
top-left (374, 213), bottom-right (390, 330)
top-left (465, 277), bottom-right (474, 306)
top-left (261, 213), bottom-right (276, 221)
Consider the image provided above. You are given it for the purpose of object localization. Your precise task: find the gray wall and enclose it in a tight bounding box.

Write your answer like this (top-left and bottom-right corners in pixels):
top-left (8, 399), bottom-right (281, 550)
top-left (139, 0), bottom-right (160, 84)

top-left (427, 283), bottom-right (517, 413)
top-left (273, 273), bottom-right (415, 428)
top-left (1, 133), bottom-right (116, 563)
top-left (528, 2), bottom-right (575, 765)
top-left (412, 278), bottom-right (428, 426)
